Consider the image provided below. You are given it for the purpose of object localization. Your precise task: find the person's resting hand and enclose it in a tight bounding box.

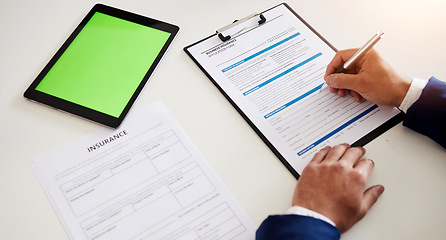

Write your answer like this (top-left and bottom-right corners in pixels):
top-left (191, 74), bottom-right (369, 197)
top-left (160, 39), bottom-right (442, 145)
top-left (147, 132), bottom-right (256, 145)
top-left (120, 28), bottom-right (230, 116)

top-left (292, 144), bottom-right (385, 233)
top-left (324, 49), bottom-right (411, 106)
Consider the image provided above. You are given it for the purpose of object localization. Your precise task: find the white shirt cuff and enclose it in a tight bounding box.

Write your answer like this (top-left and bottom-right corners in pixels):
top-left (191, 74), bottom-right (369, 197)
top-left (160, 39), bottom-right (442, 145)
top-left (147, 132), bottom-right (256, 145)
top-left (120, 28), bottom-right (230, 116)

top-left (398, 78), bottom-right (428, 113)
top-left (286, 206), bottom-right (336, 227)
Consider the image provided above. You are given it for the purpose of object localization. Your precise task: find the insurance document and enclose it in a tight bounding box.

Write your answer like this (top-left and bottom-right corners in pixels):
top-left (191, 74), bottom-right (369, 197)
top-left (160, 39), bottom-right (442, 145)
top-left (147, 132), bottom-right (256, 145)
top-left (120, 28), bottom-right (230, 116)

top-left (185, 3), bottom-right (402, 176)
top-left (33, 101), bottom-right (255, 240)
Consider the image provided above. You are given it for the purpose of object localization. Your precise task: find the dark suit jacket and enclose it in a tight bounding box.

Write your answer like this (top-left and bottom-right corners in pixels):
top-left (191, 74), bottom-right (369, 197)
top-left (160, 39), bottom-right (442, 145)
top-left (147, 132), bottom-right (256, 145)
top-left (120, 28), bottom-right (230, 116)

top-left (256, 77), bottom-right (446, 239)
top-left (256, 215), bottom-right (340, 240)
top-left (403, 77), bottom-right (446, 148)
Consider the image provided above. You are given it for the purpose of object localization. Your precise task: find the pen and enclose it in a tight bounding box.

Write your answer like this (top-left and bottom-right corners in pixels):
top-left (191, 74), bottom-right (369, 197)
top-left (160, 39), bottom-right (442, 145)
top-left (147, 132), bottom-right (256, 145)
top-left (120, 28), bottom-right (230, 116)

top-left (320, 31), bottom-right (385, 92)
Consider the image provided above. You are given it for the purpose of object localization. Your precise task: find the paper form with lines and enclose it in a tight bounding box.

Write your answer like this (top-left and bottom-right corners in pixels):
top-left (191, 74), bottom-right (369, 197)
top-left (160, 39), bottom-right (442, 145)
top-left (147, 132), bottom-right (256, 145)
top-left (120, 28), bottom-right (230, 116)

top-left (184, 3), bottom-right (403, 177)
top-left (33, 101), bottom-right (255, 240)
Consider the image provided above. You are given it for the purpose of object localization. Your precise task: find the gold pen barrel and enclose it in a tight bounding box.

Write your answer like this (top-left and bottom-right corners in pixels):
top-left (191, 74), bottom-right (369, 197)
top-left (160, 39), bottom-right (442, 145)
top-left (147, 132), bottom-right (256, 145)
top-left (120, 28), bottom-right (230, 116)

top-left (344, 31), bottom-right (384, 69)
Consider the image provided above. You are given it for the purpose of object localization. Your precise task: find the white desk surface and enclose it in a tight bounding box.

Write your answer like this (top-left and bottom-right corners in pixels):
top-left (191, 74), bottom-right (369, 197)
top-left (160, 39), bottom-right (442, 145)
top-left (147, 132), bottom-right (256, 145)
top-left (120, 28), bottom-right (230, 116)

top-left (1, 0), bottom-right (446, 239)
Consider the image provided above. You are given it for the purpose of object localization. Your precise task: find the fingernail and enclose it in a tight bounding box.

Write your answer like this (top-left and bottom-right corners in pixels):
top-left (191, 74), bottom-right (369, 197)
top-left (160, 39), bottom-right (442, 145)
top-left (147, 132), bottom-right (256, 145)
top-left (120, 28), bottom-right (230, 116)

top-left (378, 185), bottom-right (385, 195)
top-left (327, 75), bottom-right (334, 85)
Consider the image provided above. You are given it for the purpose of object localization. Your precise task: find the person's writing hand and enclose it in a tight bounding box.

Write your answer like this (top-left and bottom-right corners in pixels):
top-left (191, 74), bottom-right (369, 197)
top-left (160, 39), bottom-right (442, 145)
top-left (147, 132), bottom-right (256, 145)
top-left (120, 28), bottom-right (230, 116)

top-left (324, 49), bottom-right (411, 107)
top-left (292, 144), bottom-right (384, 233)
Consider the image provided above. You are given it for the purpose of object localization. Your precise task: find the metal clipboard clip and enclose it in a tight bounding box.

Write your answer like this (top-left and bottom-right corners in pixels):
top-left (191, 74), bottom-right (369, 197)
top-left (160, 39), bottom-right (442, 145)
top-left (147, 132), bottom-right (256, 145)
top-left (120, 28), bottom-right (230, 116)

top-left (216, 13), bottom-right (266, 42)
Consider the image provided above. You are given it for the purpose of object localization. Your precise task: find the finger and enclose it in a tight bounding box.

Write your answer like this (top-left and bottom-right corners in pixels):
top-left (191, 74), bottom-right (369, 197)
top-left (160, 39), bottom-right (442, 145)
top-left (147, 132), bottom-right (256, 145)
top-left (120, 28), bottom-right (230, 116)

top-left (350, 90), bottom-right (363, 102)
top-left (324, 49), bottom-right (359, 80)
top-left (337, 89), bottom-right (347, 97)
top-left (339, 147), bottom-right (366, 166)
top-left (327, 73), bottom-right (362, 92)
top-left (310, 146), bottom-right (331, 164)
top-left (361, 184), bottom-right (385, 215)
top-left (324, 143), bottom-right (350, 162)
top-left (354, 158), bottom-right (375, 179)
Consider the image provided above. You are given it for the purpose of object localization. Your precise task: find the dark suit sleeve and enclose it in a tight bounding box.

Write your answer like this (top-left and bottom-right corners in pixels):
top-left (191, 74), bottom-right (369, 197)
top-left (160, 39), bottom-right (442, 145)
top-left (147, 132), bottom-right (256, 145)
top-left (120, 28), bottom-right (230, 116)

top-left (256, 215), bottom-right (340, 240)
top-left (403, 77), bottom-right (446, 148)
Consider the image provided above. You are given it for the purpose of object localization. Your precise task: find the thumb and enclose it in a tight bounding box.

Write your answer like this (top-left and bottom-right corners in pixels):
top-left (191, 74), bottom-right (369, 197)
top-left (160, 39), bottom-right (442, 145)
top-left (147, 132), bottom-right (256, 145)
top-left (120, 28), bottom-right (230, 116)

top-left (361, 184), bottom-right (385, 214)
top-left (327, 73), bottom-right (361, 91)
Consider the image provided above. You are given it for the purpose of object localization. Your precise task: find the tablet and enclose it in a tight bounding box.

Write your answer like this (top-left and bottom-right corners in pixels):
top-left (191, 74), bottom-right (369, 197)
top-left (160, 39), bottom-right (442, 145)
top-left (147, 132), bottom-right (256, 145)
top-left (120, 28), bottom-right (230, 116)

top-left (24, 4), bottom-right (179, 128)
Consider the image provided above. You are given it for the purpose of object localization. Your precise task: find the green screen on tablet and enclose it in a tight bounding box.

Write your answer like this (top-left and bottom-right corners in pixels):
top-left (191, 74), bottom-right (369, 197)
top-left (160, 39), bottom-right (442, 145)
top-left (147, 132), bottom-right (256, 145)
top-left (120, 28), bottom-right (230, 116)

top-left (24, 4), bottom-right (179, 128)
top-left (36, 12), bottom-right (171, 118)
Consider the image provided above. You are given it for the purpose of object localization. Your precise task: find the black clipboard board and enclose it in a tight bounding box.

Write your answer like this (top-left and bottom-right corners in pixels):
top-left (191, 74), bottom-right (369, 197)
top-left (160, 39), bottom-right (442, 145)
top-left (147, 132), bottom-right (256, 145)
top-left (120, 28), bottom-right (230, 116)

top-left (184, 3), bottom-right (404, 179)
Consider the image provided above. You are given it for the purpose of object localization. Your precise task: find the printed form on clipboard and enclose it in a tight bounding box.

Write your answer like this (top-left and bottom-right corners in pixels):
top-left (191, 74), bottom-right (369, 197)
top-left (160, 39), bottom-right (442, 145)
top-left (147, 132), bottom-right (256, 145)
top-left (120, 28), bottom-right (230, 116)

top-left (184, 3), bottom-right (404, 178)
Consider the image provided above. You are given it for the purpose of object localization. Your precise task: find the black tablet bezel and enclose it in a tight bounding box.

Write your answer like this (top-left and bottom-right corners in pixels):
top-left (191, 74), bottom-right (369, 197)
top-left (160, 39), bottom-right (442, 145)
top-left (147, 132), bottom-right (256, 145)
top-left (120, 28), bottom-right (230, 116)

top-left (24, 4), bottom-right (179, 128)
top-left (184, 3), bottom-right (405, 179)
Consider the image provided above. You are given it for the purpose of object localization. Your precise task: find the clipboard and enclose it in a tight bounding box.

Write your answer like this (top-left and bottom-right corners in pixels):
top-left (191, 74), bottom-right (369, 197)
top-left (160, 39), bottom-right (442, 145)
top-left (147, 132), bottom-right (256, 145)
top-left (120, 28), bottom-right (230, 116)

top-left (184, 3), bottom-right (404, 179)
